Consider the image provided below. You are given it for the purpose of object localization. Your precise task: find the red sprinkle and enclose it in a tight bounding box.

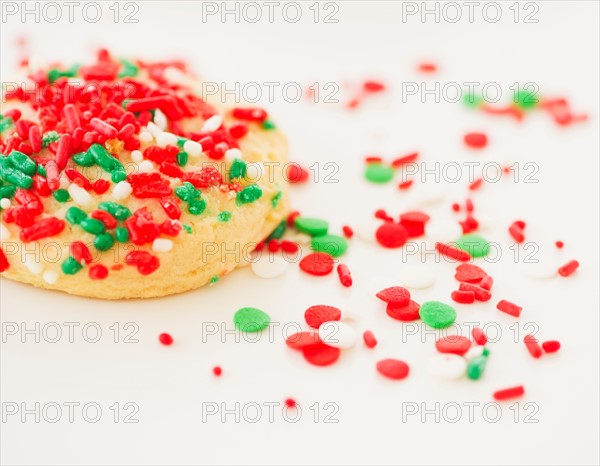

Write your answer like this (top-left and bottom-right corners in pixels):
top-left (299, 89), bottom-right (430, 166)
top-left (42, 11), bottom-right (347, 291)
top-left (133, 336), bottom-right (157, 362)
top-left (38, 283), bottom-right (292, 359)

top-left (524, 334), bottom-right (542, 358)
top-left (472, 327), bottom-right (487, 345)
top-left (302, 343), bottom-right (341, 366)
top-left (213, 366), bottom-right (223, 376)
top-left (386, 300), bottom-right (421, 321)
top-left (0, 246), bottom-right (10, 272)
top-left (342, 225), bottom-right (354, 238)
top-left (305, 305), bottom-right (341, 329)
top-left (458, 282), bottom-right (492, 302)
top-left (91, 210), bottom-right (117, 229)
top-left (436, 242), bottom-right (471, 262)
top-left (376, 286), bottom-right (410, 306)
top-left (558, 260), bottom-right (579, 277)
top-left (555, 240), bottom-right (564, 249)
top-left (284, 398), bottom-right (297, 409)
top-left (451, 290), bottom-right (475, 304)
top-left (469, 178), bottom-right (484, 191)
top-left (454, 263), bottom-right (487, 283)
top-left (375, 209), bottom-right (393, 222)
top-left (493, 385), bottom-right (525, 401)
top-left (363, 330), bottom-right (378, 348)
top-left (55, 134), bottom-right (72, 169)
top-left (435, 335), bottom-right (471, 355)
top-left (509, 221), bottom-right (526, 243)
top-left (89, 264), bottom-right (108, 280)
top-left (299, 252), bottom-right (334, 276)
top-left (287, 163), bottom-right (309, 183)
top-left (418, 63), bottom-right (437, 73)
top-left (398, 180), bottom-right (414, 190)
top-left (391, 152), bottom-right (419, 167)
top-left (336, 263), bottom-right (353, 287)
top-left (464, 132), bottom-right (488, 149)
top-left (496, 299), bottom-right (522, 317)
top-left (376, 359), bottom-right (410, 380)
top-left (70, 241), bottom-right (93, 264)
top-left (29, 125), bottom-right (41, 153)
top-left (363, 80), bottom-right (386, 93)
top-left (287, 210), bottom-right (301, 227)
top-left (232, 107), bottom-right (268, 122)
top-left (452, 202), bottom-right (461, 212)
top-left (20, 217), bottom-right (65, 242)
top-left (479, 275), bottom-right (494, 291)
top-left (125, 251), bottom-right (160, 275)
top-left (159, 333), bottom-right (174, 346)
top-left (542, 340), bottom-right (561, 353)
top-left (375, 222), bottom-right (408, 248)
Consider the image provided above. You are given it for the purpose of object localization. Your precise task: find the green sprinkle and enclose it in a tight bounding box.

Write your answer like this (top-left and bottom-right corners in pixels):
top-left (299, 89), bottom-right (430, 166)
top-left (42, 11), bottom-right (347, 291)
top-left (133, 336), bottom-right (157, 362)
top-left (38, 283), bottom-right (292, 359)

top-left (262, 120), bottom-right (276, 130)
top-left (0, 185), bottom-right (17, 199)
top-left (236, 184), bottom-right (262, 204)
top-left (8, 150), bottom-right (37, 175)
top-left (271, 191), bottom-right (282, 208)
top-left (463, 93), bottom-right (485, 108)
top-left (218, 211), bottom-right (232, 222)
top-left (175, 182), bottom-right (200, 202)
top-left (80, 218), bottom-right (105, 235)
top-left (37, 164), bottom-right (47, 177)
top-left (467, 355), bottom-right (488, 380)
top-left (210, 275), bottom-right (219, 285)
top-left (294, 217), bottom-right (329, 236)
top-left (88, 143), bottom-right (123, 173)
top-left (52, 189), bottom-right (70, 202)
top-left (115, 227), bottom-right (130, 243)
top-left (0, 117), bottom-right (14, 133)
top-left (454, 234), bottom-right (490, 258)
top-left (98, 202), bottom-right (131, 220)
top-left (229, 158), bottom-right (247, 180)
top-left (94, 233), bottom-right (115, 251)
top-left (188, 199), bottom-right (207, 215)
top-left (73, 151), bottom-right (95, 167)
top-left (419, 301), bottom-right (457, 329)
top-left (65, 207), bottom-right (87, 224)
top-left (182, 224), bottom-right (193, 234)
top-left (41, 131), bottom-right (60, 148)
top-left (482, 347), bottom-right (491, 357)
top-left (118, 59), bottom-right (139, 78)
top-left (111, 169), bottom-right (127, 183)
top-left (176, 137), bottom-right (187, 148)
top-left (513, 89), bottom-right (539, 110)
top-left (0, 168), bottom-right (33, 189)
top-left (311, 234), bottom-right (348, 257)
top-left (61, 257), bottom-right (83, 275)
top-left (176, 151), bottom-right (189, 167)
top-left (365, 163), bottom-right (394, 184)
top-left (267, 220), bottom-right (286, 241)
top-left (233, 307), bottom-right (271, 333)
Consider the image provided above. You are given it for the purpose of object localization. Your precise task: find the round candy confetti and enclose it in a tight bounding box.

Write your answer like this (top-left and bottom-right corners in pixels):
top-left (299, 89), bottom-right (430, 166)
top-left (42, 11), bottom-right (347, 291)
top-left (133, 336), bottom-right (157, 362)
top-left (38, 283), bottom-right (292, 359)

top-left (251, 254), bottom-right (289, 278)
top-left (542, 340), bottom-right (561, 353)
top-left (318, 321), bottom-right (357, 349)
top-left (299, 252), bottom-right (334, 276)
top-left (213, 366), bottom-right (222, 376)
top-left (454, 263), bottom-right (487, 283)
top-left (294, 217), bottom-right (329, 236)
top-left (376, 359), bottom-right (410, 380)
top-left (302, 343), bottom-right (341, 366)
top-left (354, 217), bottom-right (382, 243)
top-left (454, 234), bottom-right (490, 258)
top-left (376, 286), bottom-right (410, 306)
top-left (233, 307), bottom-right (271, 333)
top-left (311, 234), bottom-right (348, 257)
top-left (398, 265), bottom-right (435, 289)
top-left (365, 163), bottom-right (394, 183)
top-left (375, 222), bottom-right (408, 248)
top-left (159, 333), bottom-right (173, 346)
top-left (386, 300), bottom-right (421, 321)
top-left (464, 132), bottom-right (488, 149)
top-left (286, 331), bottom-right (321, 350)
top-left (428, 354), bottom-right (467, 380)
top-left (426, 218), bottom-right (463, 243)
top-left (435, 335), bottom-right (471, 355)
top-left (305, 305), bottom-right (342, 329)
top-left (419, 301), bottom-right (457, 329)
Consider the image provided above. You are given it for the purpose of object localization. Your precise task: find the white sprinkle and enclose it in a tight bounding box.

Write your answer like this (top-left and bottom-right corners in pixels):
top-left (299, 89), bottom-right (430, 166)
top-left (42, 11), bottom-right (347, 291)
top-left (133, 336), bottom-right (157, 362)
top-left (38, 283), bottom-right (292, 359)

top-left (156, 132), bottom-right (178, 148)
top-left (43, 270), bottom-right (59, 285)
top-left (201, 115), bottom-right (223, 133)
top-left (0, 198), bottom-right (11, 209)
top-left (68, 184), bottom-right (92, 207)
top-left (0, 223), bottom-right (11, 241)
top-left (398, 265), bottom-right (435, 289)
top-left (112, 181), bottom-right (132, 200)
top-left (183, 140), bottom-right (203, 157)
top-left (59, 174), bottom-right (70, 189)
top-left (153, 109), bottom-right (167, 130)
top-left (131, 150), bottom-right (144, 163)
top-left (428, 354), bottom-right (467, 380)
top-left (152, 238), bottom-right (173, 253)
top-left (138, 160), bottom-right (154, 173)
top-left (24, 257), bottom-right (43, 274)
top-left (164, 66), bottom-right (187, 85)
top-left (464, 345), bottom-right (485, 360)
top-left (146, 122), bottom-right (162, 137)
top-left (318, 321), bottom-right (357, 349)
top-left (225, 148), bottom-right (242, 162)
top-left (251, 253), bottom-right (289, 279)
top-left (139, 131), bottom-right (154, 144)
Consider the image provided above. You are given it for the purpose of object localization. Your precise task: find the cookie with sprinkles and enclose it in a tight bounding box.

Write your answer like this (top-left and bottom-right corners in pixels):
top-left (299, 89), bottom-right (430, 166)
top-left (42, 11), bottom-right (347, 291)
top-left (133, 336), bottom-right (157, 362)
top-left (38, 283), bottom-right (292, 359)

top-left (0, 49), bottom-right (289, 298)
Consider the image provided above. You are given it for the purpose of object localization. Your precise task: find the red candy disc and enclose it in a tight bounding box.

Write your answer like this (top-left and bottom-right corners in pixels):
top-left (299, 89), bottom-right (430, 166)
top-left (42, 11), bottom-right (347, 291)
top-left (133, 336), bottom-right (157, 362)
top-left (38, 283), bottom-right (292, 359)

top-left (455, 264), bottom-right (487, 283)
top-left (375, 222), bottom-right (408, 248)
top-left (285, 331), bottom-right (321, 350)
top-left (299, 252), bottom-right (334, 276)
top-left (435, 336), bottom-right (472, 355)
top-left (376, 286), bottom-right (410, 306)
top-left (386, 300), bottom-right (421, 321)
top-left (464, 132), bottom-right (488, 149)
top-left (302, 343), bottom-right (341, 366)
top-left (376, 359), bottom-right (410, 380)
top-left (305, 305), bottom-right (342, 329)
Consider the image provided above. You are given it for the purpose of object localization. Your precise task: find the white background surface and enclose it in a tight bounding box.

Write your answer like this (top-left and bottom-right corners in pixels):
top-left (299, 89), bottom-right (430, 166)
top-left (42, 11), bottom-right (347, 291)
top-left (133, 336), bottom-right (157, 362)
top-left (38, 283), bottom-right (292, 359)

top-left (1, 1), bottom-right (599, 465)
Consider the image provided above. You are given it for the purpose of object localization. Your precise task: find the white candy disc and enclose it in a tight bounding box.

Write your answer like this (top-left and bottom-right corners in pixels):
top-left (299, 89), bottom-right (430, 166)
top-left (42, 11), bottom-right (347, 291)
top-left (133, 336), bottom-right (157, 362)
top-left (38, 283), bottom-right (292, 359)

top-left (354, 218), bottom-right (382, 243)
top-left (425, 218), bottom-right (463, 244)
top-left (398, 265), bottom-right (435, 289)
top-left (428, 354), bottom-right (467, 379)
top-left (251, 254), bottom-right (289, 279)
top-left (318, 321), bottom-right (356, 349)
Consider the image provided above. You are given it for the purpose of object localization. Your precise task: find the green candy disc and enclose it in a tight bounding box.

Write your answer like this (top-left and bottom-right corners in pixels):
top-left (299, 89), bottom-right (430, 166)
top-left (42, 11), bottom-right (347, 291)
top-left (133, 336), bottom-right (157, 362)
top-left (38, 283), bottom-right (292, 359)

top-left (419, 301), bottom-right (457, 329)
top-left (454, 234), bottom-right (490, 258)
top-left (365, 163), bottom-right (394, 184)
top-left (311, 234), bottom-right (348, 257)
top-left (294, 217), bottom-right (328, 236)
top-left (233, 307), bottom-right (271, 333)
